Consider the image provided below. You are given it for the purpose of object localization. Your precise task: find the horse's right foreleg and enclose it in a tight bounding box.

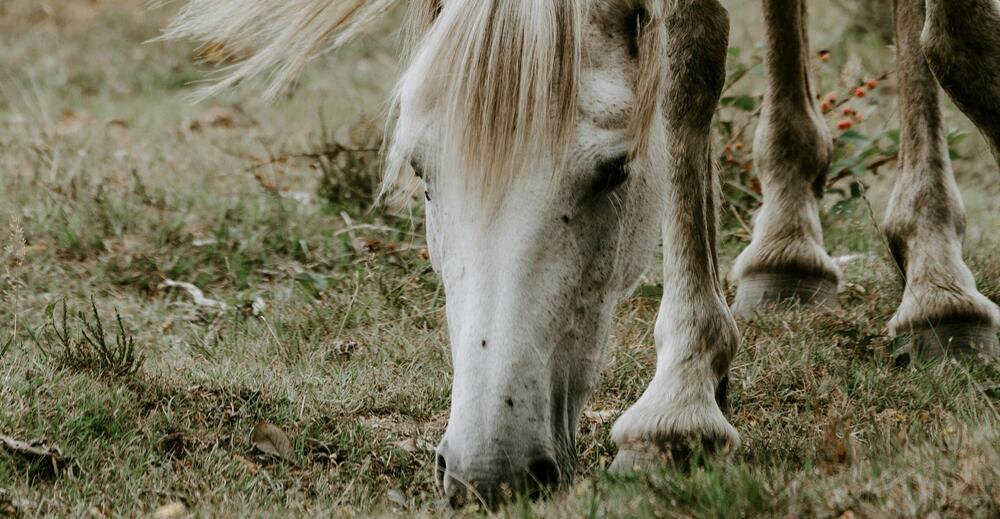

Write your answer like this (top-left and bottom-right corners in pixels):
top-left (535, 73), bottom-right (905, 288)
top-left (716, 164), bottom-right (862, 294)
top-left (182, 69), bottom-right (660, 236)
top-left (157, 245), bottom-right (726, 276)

top-left (610, 0), bottom-right (740, 471)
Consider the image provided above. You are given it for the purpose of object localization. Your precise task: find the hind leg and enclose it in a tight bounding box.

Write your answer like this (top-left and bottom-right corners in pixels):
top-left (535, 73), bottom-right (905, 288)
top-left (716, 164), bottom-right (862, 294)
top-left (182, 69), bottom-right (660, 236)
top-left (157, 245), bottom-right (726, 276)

top-left (730, 0), bottom-right (840, 318)
top-left (923, 0), bottom-right (1000, 165)
top-left (884, 0), bottom-right (1000, 363)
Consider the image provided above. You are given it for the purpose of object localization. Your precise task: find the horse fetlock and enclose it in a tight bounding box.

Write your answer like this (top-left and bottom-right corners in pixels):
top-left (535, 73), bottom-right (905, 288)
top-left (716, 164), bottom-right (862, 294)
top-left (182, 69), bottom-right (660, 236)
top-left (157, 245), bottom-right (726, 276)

top-left (610, 380), bottom-right (739, 473)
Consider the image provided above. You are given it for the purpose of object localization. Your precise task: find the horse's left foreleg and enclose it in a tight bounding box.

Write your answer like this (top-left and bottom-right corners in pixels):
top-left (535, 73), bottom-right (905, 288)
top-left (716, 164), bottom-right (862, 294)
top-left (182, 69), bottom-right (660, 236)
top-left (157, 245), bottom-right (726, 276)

top-left (610, 0), bottom-right (740, 470)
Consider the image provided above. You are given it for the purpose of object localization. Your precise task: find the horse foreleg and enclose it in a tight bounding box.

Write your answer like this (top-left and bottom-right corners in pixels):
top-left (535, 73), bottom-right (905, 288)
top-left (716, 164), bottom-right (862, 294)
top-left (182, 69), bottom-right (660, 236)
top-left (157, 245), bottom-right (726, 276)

top-left (610, 0), bottom-right (740, 471)
top-left (885, 0), bottom-right (1000, 362)
top-left (730, 0), bottom-right (841, 317)
top-left (923, 0), bottom-right (1000, 165)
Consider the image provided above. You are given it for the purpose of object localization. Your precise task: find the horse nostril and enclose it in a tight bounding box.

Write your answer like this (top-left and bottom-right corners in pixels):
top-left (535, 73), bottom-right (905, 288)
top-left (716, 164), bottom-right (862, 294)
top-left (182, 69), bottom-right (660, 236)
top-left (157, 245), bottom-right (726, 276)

top-left (526, 457), bottom-right (561, 492)
top-left (435, 452), bottom-right (448, 492)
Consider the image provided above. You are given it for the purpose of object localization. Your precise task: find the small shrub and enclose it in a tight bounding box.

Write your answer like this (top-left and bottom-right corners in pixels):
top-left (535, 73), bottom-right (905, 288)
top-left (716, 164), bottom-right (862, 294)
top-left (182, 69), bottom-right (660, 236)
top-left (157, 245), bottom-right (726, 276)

top-left (314, 115), bottom-right (382, 211)
top-left (35, 299), bottom-right (144, 379)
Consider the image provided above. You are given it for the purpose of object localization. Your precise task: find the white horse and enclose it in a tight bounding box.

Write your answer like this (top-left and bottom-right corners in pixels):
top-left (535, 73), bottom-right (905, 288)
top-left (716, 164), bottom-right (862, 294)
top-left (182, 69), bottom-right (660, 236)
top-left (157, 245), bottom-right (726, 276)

top-left (165, 0), bottom-right (1000, 506)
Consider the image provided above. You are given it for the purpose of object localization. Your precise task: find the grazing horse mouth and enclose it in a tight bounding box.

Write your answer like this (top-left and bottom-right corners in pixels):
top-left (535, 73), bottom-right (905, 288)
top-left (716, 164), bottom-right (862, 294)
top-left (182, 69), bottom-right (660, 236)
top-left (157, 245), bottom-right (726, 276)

top-left (434, 447), bottom-right (567, 507)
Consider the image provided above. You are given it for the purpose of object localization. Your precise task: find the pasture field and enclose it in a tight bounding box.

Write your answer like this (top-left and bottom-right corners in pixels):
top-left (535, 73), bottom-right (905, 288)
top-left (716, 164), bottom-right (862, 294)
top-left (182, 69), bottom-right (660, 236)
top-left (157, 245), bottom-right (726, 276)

top-left (1, 1), bottom-right (999, 517)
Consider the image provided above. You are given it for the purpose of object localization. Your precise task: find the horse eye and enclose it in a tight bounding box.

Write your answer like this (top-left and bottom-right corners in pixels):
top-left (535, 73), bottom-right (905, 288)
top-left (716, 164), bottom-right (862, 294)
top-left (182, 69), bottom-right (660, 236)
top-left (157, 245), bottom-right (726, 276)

top-left (592, 155), bottom-right (630, 194)
top-left (409, 158), bottom-right (432, 201)
top-left (409, 158), bottom-right (424, 179)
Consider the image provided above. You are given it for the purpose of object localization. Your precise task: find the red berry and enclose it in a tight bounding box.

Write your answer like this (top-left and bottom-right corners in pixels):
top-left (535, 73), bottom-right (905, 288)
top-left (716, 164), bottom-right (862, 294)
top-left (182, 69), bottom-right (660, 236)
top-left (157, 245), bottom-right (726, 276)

top-left (853, 87), bottom-right (866, 98)
top-left (854, 113), bottom-right (864, 123)
top-left (837, 120), bottom-right (853, 130)
top-left (866, 79), bottom-right (878, 90)
top-left (821, 101), bottom-right (832, 112)
top-left (825, 92), bottom-right (838, 103)
top-left (842, 107), bottom-right (856, 116)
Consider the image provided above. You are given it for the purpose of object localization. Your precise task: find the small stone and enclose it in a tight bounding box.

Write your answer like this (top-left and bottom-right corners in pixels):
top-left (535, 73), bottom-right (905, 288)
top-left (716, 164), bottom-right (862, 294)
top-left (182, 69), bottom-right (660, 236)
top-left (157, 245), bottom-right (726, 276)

top-left (152, 502), bottom-right (187, 519)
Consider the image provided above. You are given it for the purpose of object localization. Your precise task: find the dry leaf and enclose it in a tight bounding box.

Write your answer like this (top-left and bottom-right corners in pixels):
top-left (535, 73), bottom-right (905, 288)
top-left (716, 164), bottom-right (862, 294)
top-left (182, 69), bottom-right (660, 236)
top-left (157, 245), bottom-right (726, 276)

top-left (392, 438), bottom-right (418, 454)
top-left (251, 422), bottom-right (293, 460)
top-left (232, 453), bottom-right (260, 475)
top-left (188, 106), bottom-right (251, 132)
top-left (331, 339), bottom-right (359, 359)
top-left (56, 110), bottom-right (90, 136)
top-left (203, 106), bottom-right (234, 128)
top-left (0, 489), bottom-right (32, 516)
top-left (822, 417), bottom-right (861, 469)
top-left (583, 409), bottom-right (617, 423)
top-left (391, 438), bottom-right (435, 455)
top-left (0, 434), bottom-right (62, 462)
top-left (0, 434), bottom-right (73, 476)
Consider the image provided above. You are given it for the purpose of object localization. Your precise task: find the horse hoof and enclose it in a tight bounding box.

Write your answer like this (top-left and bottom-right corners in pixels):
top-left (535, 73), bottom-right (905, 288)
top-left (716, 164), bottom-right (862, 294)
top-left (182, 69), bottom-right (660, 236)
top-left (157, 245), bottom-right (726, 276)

top-left (893, 323), bottom-right (1000, 366)
top-left (609, 434), bottom-right (734, 474)
top-left (732, 272), bottom-right (839, 318)
top-left (609, 448), bottom-right (661, 473)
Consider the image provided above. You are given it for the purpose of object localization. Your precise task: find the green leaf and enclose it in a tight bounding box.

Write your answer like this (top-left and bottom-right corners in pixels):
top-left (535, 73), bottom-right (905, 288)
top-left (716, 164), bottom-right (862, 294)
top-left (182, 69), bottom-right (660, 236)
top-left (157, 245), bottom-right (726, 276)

top-left (947, 129), bottom-right (969, 145)
top-left (732, 95), bottom-right (757, 111)
top-left (837, 129), bottom-right (870, 145)
top-left (632, 284), bottom-right (663, 299)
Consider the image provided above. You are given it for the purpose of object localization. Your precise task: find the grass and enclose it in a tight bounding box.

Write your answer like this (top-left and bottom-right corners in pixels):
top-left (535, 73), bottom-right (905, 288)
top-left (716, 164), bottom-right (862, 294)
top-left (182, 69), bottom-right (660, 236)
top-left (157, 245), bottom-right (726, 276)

top-left (1, 0), bottom-right (999, 517)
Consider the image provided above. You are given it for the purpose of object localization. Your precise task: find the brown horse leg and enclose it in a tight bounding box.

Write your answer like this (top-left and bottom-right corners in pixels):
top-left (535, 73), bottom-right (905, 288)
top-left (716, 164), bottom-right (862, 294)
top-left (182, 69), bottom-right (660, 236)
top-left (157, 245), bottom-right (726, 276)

top-left (885, 0), bottom-right (1000, 363)
top-left (610, 0), bottom-right (740, 471)
top-left (730, 0), bottom-right (840, 317)
top-left (923, 0), bottom-right (1000, 164)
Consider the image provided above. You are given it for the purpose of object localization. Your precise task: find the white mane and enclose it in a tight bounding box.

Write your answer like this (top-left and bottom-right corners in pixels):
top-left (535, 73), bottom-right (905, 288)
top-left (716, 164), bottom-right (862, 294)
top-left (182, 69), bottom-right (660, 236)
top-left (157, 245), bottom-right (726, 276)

top-left (164, 0), bottom-right (668, 200)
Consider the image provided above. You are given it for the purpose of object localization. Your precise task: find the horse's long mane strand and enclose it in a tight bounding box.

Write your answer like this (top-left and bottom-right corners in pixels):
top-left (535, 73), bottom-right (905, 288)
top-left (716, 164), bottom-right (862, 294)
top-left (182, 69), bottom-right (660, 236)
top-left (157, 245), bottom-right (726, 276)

top-left (161, 0), bottom-right (406, 99)
top-left (399, 0), bottom-right (586, 199)
top-left (164, 0), bottom-right (668, 204)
